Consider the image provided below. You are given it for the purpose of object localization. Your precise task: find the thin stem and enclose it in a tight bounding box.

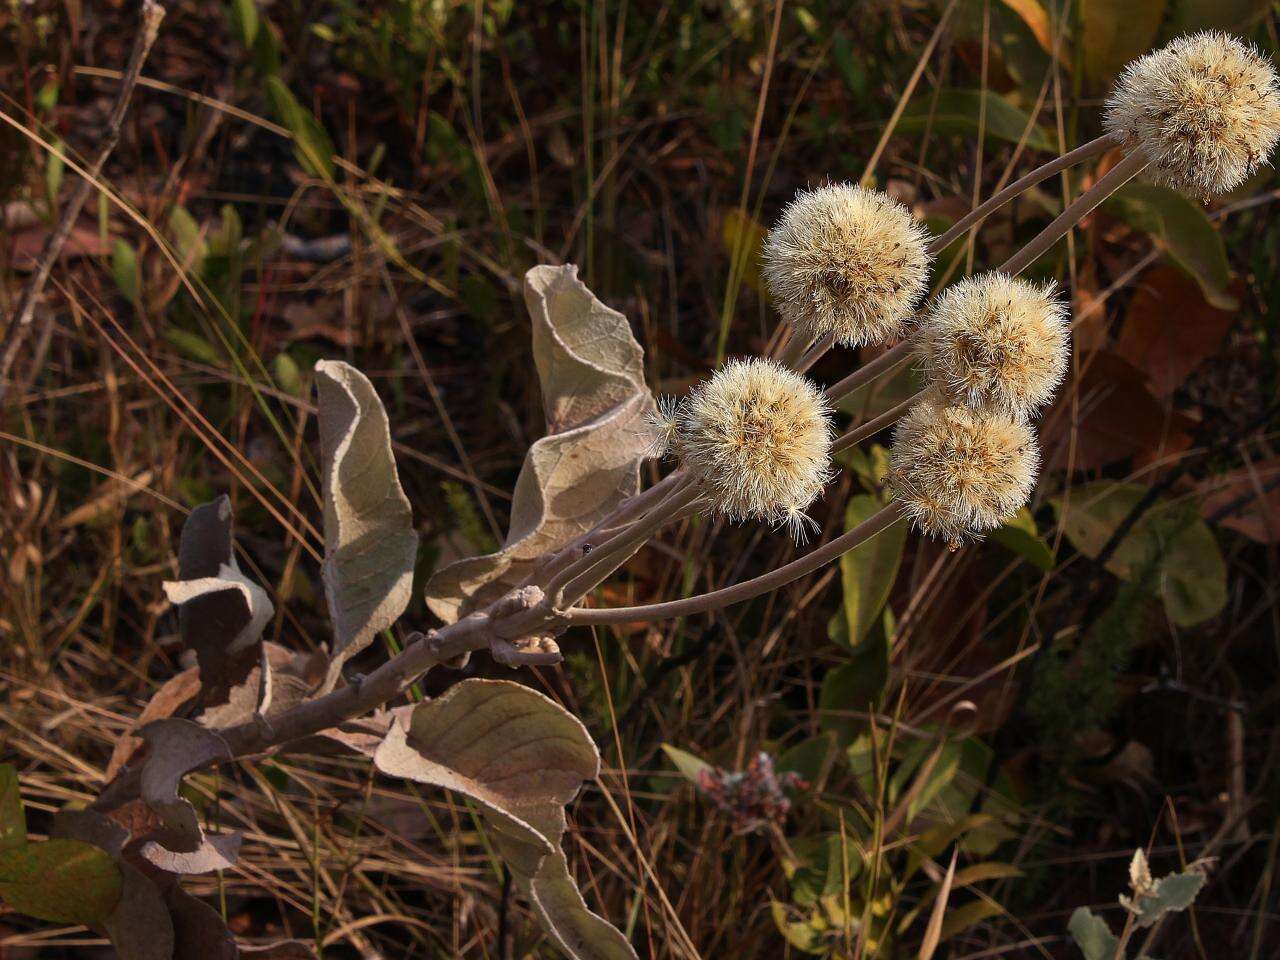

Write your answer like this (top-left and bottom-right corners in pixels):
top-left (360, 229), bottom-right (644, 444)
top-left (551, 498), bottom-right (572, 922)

top-left (558, 497), bottom-right (703, 606)
top-left (544, 481), bottom-right (701, 604)
top-left (925, 134), bottom-right (1116, 256)
top-left (831, 390), bottom-right (924, 455)
top-left (564, 500), bottom-right (906, 625)
top-left (774, 327), bottom-right (813, 367)
top-left (823, 341), bottom-right (914, 403)
top-left (793, 332), bottom-right (836, 373)
top-left (999, 149), bottom-right (1150, 275)
top-left (534, 469), bottom-right (684, 585)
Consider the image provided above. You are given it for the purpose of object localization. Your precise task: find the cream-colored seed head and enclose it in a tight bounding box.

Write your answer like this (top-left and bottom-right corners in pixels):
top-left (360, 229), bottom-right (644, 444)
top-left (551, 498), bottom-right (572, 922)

top-left (645, 395), bottom-right (682, 459)
top-left (888, 393), bottom-right (1038, 548)
top-left (675, 358), bottom-right (833, 541)
top-left (916, 272), bottom-right (1069, 418)
top-left (1105, 31), bottom-right (1280, 198)
top-left (762, 183), bottom-right (931, 348)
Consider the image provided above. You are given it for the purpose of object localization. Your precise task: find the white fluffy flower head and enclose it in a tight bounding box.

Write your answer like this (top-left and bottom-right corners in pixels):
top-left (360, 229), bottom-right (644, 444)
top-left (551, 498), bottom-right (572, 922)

top-left (888, 392), bottom-right (1039, 548)
top-left (1105, 31), bottom-right (1280, 198)
top-left (916, 272), bottom-right (1069, 418)
top-left (762, 183), bottom-right (931, 348)
top-left (675, 358), bottom-right (833, 541)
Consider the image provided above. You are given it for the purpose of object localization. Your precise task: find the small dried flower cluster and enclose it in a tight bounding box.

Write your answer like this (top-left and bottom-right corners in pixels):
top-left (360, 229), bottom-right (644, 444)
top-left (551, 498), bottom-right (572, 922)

top-left (695, 752), bottom-right (806, 835)
top-left (888, 393), bottom-right (1039, 548)
top-left (762, 183), bottom-right (931, 348)
top-left (1105, 31), bottom-right (1280, 197)
top-left (915, 272), bottom-right (1069, 418)
top-left (661, 358), bottom-right (834, 541)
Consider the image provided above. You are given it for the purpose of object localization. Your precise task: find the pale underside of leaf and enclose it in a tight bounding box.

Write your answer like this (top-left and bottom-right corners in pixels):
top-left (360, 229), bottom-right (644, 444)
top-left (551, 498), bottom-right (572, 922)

top-left (166, 497), bottom-right (275, 707)
top-left (139, 719), bottom-right (232, 852)
top-left (373, 679), bottom-right (637, 960)
top-left (315, 360), bottom-right (419, 689)
top-left (425, 264), bottom-right (657, 623)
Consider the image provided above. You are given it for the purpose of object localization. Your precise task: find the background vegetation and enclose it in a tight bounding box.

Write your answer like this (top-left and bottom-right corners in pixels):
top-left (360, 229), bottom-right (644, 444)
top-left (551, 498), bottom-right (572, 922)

top-left (1, 0), bottom-right (1277, 956)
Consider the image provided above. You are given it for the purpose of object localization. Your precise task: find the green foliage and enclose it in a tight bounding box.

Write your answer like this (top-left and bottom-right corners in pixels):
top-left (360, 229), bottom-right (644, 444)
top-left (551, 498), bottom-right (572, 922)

top-left (1106, 183), bottom-right (1236, 309)
top-left (0, 766), bottom-right (24, 855)
top-left (990, 507), bottom-right (1056, 571)
top-left (836, 493), bottom-right (906, 650)
top-left (1053, 482), bottom-right (1227, 627)
top-left (897, 89), bottom-right (1053, 150)
top-left (0, 839), bottom-right (123, 925)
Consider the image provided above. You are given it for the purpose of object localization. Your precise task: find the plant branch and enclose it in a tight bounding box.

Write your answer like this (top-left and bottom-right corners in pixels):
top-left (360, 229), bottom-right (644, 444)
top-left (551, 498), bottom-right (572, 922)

top-left (0, 0), bottom-right (166, 401)
top-left (563, 500), bottom-right (905, 625)
top-left (823, 341), bottom-right (915, 403)
top-left (925, 134), bottom-right (1117, 256)
top-left (999, 149), bottom-right (1150, 275)
top-left (831, 390), bottom-right (923, 454)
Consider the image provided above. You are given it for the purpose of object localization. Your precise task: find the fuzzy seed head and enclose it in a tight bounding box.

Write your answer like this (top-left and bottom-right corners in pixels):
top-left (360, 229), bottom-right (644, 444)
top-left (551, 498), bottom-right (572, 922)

top-left (916, 272), bottom-right (1069, 418)
top-left (675, 358), bottom-right (833, 540)
top-left (888, 393), bottom-right (1038, 548)
top-left (762, 183), bottom-right (932, 348)
top-left (1104, 31), bottom-right (1280, 197)
top-left (645, 395), bottom-right (682, 459)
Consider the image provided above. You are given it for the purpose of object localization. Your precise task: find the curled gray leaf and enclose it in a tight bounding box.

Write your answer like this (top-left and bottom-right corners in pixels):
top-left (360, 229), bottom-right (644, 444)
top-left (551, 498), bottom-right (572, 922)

top-left (315, 360), bottom-right (419, 690)
top-left (139, 719), bottom-right (231, 851)
top-left (426, 264), bottom-right (657, 624)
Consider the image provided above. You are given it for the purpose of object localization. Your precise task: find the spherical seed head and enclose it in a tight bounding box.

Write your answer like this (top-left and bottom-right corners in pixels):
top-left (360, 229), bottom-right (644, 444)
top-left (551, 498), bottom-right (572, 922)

top-left (762, 183), bottom-right (932, 348)
top-left (1104, 31), bottom-right (1280, 198)
top-left (888, 393), bottom-right (1039, 548)
top-left (675, 358), bottom-right (834, 539)
top-left (916, 272), bottom-right (1069, 418)
top-left (645, 395), bottom-right (682, 459)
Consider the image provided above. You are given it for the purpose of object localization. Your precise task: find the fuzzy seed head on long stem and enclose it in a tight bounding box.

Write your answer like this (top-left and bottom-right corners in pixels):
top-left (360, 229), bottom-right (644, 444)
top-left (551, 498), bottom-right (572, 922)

top-left (916, 272), bottom-right (1069, 418)
top-left (1105, 31), bottom-right (1280, 198)
top-left (762, 183), bottom-right (931, 349)
top-left (675, 358), bottom-right (833, 540)
top-left (888, 392), bottom-right (1038, 548)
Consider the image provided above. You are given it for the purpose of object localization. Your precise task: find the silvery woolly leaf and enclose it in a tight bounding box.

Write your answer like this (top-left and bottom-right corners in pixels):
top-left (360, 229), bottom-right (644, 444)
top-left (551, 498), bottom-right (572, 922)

top-left (374, 679), bottom-right (637, 960)
top-left (425, 264), bottom-right (657, 624)
top-left (315, 360), bottom-right (419, 690)
top-left (138, 719), bottom-right (235, 861)
top-left (1068, 907), bottom-right (1118, 960)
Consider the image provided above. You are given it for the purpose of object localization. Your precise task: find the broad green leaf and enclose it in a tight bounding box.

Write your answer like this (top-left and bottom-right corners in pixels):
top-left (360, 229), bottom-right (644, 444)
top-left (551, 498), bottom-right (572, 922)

top-left (661, 744), bottom-right (712, 784)
top-left (776, 733), bottom-right (837, 787)
top-left (990, 507), bottom-right (1055, 571)
top-left (1167, 0), bottom-right (1269, 32)
top-left (266, 76), bottom-right (335, 179)
top-left (939, 898), bottom-right (1005, 940)
top-left (272, 351), bottom-right (305, 397)
top-left (1081, 0), bottom-right (1168, 92)
top-left (819, 649), bottom-right (888, 745)
top-left (0, 765), bottom-right (23, 853)
top-left (1069, 906), bottom-right (1119, 960)
top-left (106, 863), bottom-right (175, 960)
top-left (1106, 183), bottom-right (1236, 309)
top-left (897, 89), bottom-right (1053, 150)
top-left (426, 265), bottom-right (657, 623)
top-left (112, 238), bottom-right (141, 305)
top-left (1052, 482), bottom-right (1227, 626)
top-left (787, 834), bottom-right (862, 908)
top-left (163, 328), bottom-right (222, 365)
top-left (315, 361), bottom-right (419, 689)
top-left (838, 494), bottom-right (906, 649)
top-left (168, 205), bottom-right (205, 263)
top-left (374, 679), bottom-right (636, 960)
top-left (0, 839), bottom-right (122, 924)
top-left (229, 0), bottom-right (259, 47)
top-left (770, 900), bottom-right (829, 954)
